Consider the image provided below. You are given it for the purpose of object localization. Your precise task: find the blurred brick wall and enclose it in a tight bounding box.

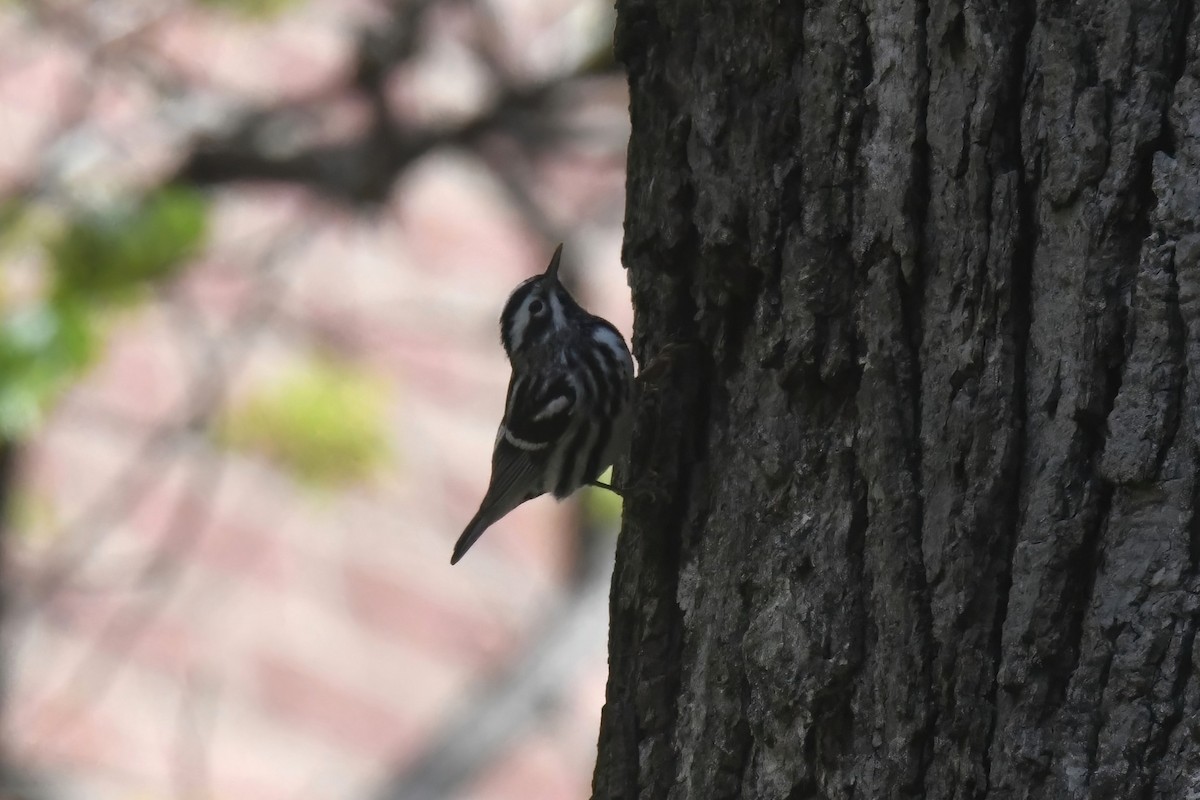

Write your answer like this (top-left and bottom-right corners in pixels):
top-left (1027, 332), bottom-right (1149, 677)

top-left (1, 0), bottom-right (632, 796)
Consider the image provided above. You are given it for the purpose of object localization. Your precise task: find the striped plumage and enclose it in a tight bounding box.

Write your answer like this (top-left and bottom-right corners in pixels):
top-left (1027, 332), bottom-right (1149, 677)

top-left (451, 244), bottom-right (634, 564)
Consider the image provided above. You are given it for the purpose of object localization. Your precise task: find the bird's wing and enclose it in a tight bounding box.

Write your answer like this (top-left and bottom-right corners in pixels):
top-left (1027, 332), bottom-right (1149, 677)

top-left (451, 438), bottom-right (543, 564)
top-left (500, 372), bottom-right (577, 450)
top-left (451, 372), bottom-right (578, 565)
top-left (482, 436), bottom-right (544, 509)
top-left (487, 369), bottom-right (579, 505)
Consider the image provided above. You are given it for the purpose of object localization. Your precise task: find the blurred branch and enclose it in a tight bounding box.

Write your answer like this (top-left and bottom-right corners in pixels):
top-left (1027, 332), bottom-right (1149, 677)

top-left (174, 70), bottom-right (611, 205)
top-left (11, 0), bottom-right (195, 204)
top-left (173, 671), bottom-right (220, 800)
top-left (14, 424), bottom-right (194, 614)
top-left (14, 227), bottom-right (308, 756)
top-left (0, 440), bottom-right (18, 544)
top-left (0, 438), bottom-right (18, 708)
top-left (372, 529), bottom-right (615, 800)
top-left (0, 760), bottom-right (59, 800)
top-left (14, 226), bottom-right (307, 613)
top-left (0, 448), bottom-right (61, 800)
top-left (0, 440), bottom-right (58, 800)
top-left (354, 0), bottom-right (442, 90)
top-left (171, 0), bottom-right (618, 205)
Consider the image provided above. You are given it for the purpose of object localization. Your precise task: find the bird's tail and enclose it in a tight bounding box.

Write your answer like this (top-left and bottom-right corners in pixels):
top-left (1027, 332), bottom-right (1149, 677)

top-left (451, 453), bottom-right (536, 564)
top-left (450, 508), bottom-right (495, 565)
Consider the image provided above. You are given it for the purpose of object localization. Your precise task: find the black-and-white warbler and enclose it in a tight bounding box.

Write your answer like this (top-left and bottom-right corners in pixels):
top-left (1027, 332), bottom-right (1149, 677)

top-left (451, 244), bottom-right (634, 564)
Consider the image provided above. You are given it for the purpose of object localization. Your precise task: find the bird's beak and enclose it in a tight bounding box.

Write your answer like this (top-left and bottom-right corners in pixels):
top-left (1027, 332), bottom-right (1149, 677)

top-left (544, 243), bottom-right (564, 282)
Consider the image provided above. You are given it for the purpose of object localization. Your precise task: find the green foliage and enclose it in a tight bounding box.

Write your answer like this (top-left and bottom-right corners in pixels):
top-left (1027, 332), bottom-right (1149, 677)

top-left (0, 188), bottom-right (209, 436)
top-left (196, 0), bottom-right (306, 20)
top-left (48, 188), bottom-right (208, 305)
top-left (218, 359), bottom-right (391, 488)
top-left (0, 299), bottom-right (93, 435)
top-left (11, 487), bottom-right (59, 543)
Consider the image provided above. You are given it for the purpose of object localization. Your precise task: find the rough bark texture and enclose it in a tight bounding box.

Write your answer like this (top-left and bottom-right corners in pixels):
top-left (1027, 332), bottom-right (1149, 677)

top-left (594, 0), bottom-right (1200, 798)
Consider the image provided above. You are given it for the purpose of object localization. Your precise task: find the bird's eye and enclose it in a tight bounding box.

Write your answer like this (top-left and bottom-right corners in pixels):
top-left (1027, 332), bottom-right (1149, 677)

top-left (528, 299), bottom-right (545, 315)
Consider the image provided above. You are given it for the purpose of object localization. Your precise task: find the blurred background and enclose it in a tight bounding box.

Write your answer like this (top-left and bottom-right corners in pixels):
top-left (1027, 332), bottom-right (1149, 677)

top-left (0, 0), bottom-right (631, 797)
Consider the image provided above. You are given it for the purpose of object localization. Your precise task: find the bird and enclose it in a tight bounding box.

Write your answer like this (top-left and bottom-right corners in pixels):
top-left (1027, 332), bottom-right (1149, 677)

top-left (451, 243), bottom-right (634, 564)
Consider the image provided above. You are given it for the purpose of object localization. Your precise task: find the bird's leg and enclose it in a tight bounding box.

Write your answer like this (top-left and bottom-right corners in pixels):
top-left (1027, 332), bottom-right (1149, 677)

top-left (619, 340), bottom-right (706, 505)
top-left (587, 478), bottom-right (623, 496)
top-left (584, 341), bottom-right (706, 504)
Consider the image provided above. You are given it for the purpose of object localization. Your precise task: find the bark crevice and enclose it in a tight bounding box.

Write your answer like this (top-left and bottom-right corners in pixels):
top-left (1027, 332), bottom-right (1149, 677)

top-left (982, 0), bottom-right (1038, 791)
top-left (596, 0), bottom-right (1200, 797)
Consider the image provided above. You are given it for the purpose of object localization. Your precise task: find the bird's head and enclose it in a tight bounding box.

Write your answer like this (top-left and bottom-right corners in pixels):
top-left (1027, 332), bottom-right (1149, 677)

top-left (499, 244), bottom-right (584, 359)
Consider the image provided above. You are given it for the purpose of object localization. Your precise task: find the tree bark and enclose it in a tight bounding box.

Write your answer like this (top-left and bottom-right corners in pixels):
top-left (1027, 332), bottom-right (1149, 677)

top-left (594, 1), bottom-right (1200, 798)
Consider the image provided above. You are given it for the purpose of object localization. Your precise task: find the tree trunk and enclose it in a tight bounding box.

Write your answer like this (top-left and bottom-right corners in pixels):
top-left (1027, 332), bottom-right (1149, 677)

top-left (594, 1), bottom-right (1200, 798)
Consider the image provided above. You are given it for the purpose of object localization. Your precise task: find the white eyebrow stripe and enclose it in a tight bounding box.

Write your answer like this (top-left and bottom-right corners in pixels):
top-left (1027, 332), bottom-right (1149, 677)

top-left (548, 290), bottom-right (566, 330)
top-left (533, 395), bottom-right (570, 420)
top-left (508, 308), bottom-right (529, 353)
